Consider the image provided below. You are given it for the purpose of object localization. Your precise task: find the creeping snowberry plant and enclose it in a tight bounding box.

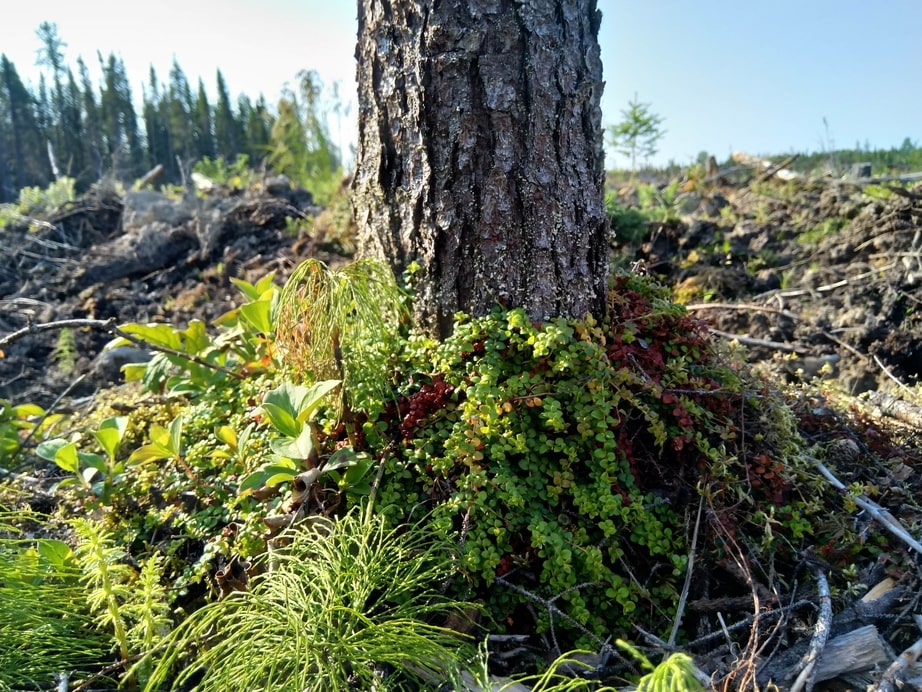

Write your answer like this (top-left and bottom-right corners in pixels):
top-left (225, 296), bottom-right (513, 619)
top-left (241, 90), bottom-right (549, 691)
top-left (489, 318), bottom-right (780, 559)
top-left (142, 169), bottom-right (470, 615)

top-left (370, 274), bottom-right (812, 643)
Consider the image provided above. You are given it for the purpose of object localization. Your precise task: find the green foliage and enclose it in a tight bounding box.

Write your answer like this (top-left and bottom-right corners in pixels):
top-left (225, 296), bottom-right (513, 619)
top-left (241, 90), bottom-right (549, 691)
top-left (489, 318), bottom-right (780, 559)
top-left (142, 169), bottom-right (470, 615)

top-left (368, 273), bottom-right (821, 647)
top-left (0, 177), bottom-right (76, 228)
top-left (797, 217), bottom-right (847, 246)
top-left (637, 180), bottom-right (682, 222)
top-left (275, 258), bottom-right (407, 404)
top-left (36, 415), bottom-right (129, 502)
top-left (191, 153), bottom-right (256, 190)
top-left (0, 266), bottom-right (842, 686)
top-left (73, 518), bottom-right (136, 664)
top-left (608, 95), bottom-right (666, 173)
top-left (267, 70), bottom-right (343, 205)
top-left (51, 326), bottom-right (78, 374)
top-left (17, 176), bottom-right (76, 216)
top-left (0, 399), bottom-right (56, 466)
top-left (144, 508), bottom-right (477, 691)
top-left (128, 414), bottom-right (184, 466)
top-left (500, 644), bottom-right (704, 691)
top-left (73, 518), bottom-right (170, 686)
top-left (0, 511), bottom-right (111, 688)
top-left (387, 307), bottom-right (683, 637)
top-left (110, 272), bottom-right (281, 396)
top-left (605, 190), bottom-right (650, 245)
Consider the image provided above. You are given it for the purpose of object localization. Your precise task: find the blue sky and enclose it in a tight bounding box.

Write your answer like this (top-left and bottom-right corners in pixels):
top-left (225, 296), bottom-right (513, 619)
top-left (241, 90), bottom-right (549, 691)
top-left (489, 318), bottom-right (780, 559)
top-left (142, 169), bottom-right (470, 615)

top-left (2, 1), bottom-right (920, 168)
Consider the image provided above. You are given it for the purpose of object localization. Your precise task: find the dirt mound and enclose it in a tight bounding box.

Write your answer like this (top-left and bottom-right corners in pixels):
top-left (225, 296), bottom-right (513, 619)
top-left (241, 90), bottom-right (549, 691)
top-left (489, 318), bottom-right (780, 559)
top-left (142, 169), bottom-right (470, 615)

top-left (618, 172), bottom-right (922, 400)
top-left (0, 178), bottom-right (341, 407)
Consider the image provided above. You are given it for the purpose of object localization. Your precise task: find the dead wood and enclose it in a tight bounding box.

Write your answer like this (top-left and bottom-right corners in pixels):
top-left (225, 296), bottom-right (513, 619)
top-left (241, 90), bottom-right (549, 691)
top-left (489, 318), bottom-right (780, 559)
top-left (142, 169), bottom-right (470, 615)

top-left (865, 390), bottom-right (922, 429)
top-left (732, 150), bottom-right (802, 181)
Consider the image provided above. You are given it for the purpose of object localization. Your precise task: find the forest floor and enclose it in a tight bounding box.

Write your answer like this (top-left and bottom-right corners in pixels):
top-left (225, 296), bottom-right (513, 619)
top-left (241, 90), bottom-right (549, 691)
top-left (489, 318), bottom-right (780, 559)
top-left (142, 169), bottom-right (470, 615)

top-left (4, 166), bottom-right (922, 688)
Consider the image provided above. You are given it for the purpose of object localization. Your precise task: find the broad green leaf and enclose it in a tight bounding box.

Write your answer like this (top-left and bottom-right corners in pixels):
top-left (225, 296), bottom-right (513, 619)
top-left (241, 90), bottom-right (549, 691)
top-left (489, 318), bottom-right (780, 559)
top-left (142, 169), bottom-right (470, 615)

top-left (294, 380), bottom-right (341, 423)
top-left (324, 447), bottom-right (362, 472)
top-left (182, 319), bottom-right (210, 354)
top-left (239, 299), bottom-right (274, 335)
top-left (118, 323), bottom-right (182, 350)
top-left (214, 425), bottom-right (237, 448)
top-left (148, 424), bottom-right (170, 446)
top-left (345, 480), bottom-right (371, 496)
top-left (261, 380), bottom-right (341, 428)
top-left (260, 382), bottom-right (303, 419)
top-left (264, 467), bottom-right (303, 487)
top-left (36, 539), bottom-right (76, 571)
top-left (211, 306), bottom-right (242, 328)
top-left (254, 271), bottom-right (277, 296)
top-left (257, 402), bottom-right (301, 438)
top-left (239, 459), bottom-right (299, 493)
top-left (269, 425), bottom-right (314, 460)
top-left (230, 276), bottom-right (261, 301)
top-left (168, 416), bottom-right (183, 455)
top-left (12, 403), bottom-right (44, 418)
top-left (52, 442), bottom-right (80, 474)
top-left (343, 458), bottom-right (373, 484)
top-left (94, 416), bottom-right (128, 460)
top-left (121, 362), bottom-right (148, 382)
top-left (78, 452), bottom-right (107, 473)
top-left (128, 443), bottom-right (172, 465)
top-left (238, 470), bottom-right (270, 493)
top-left (35, 438), bottom-right (69, 464)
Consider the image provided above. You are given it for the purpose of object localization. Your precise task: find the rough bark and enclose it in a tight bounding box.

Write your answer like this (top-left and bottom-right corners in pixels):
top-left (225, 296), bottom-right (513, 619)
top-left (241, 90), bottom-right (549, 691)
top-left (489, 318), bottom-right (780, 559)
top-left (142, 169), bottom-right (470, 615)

top-left (353, 0), bottom-right (608, 337)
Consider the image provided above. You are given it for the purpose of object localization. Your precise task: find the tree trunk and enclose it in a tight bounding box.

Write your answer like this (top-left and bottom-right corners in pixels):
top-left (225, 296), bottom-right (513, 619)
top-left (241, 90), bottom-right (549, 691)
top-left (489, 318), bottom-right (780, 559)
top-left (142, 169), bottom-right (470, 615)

top-left (353, 0), bottom-right (608, 337)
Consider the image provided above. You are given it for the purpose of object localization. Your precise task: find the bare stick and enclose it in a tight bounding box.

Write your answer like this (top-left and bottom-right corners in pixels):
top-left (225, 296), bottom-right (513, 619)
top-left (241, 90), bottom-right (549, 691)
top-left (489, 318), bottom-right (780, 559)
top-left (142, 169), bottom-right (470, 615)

top-left (875, 619), bottom-right (922, 692)
top-left (815, 460), bottom-right (922, 555)
top-left (687, 302), bottom-right (867, 361)
top-left (707, 328), bottom-right (809, 354)
top-left (669, 493), bottom-right (703, 647)
top-left (873, 354), bottom-right (918, 399)
top-left (789, 567), bottom-right (832, 692)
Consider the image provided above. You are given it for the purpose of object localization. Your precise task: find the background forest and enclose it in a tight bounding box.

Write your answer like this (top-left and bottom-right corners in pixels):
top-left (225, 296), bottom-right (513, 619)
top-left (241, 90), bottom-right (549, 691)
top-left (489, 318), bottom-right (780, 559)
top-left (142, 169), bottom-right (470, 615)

top-left (0, 23), bottom-right (344, 207)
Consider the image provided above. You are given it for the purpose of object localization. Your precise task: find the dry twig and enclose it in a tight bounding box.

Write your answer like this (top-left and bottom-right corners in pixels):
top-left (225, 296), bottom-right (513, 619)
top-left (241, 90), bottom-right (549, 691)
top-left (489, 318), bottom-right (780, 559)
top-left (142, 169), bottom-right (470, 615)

top-left (789, 567), bottom-right (832, 692)
top-left (814, 459), bottom-right (922, 555)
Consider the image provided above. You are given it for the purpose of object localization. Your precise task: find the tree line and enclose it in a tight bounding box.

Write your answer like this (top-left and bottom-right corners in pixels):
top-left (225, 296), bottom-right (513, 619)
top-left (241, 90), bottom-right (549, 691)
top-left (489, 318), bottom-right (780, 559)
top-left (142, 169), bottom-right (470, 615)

top-left (0, 22), bottom-right (343, 204)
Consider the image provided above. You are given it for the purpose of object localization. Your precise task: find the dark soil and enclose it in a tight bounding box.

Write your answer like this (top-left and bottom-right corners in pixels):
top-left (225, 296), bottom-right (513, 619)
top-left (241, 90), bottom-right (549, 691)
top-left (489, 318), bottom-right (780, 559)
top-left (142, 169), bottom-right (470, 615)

top-left (615, 174), bottom-right (922, 400)
top-left (0, 178), bottom-right (343, 407)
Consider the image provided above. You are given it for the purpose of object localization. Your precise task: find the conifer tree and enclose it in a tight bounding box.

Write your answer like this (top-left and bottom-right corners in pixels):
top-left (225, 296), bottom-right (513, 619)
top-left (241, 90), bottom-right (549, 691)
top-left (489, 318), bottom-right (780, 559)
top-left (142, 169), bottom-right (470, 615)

top-left (1, 56), bottom-right (49, 189)
top-left (77, 57), bottom-right (104, 181)
top-left (193, 79), bottom-right (215, 160)
top-left (213, 70), bottom-right (241, 159)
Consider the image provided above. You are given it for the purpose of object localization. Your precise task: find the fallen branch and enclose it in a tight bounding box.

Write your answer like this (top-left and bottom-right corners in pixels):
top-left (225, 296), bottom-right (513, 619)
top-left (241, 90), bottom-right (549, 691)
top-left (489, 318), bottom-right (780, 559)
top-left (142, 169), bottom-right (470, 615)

top-left (687, 302), bottom-right (866, 361)
top-left (865, 390), bottom-right (922, 428)
top-left (874, 615), bottom-right (922, 692)
top-left (789, 568), bottom-right (832, 692)
top-left (814, 459), bottom-right (922, 555)
top-left (732, 151), bottom-right (801, 181)
top-left (706, 327), bottom-right (808, 354)
top-left (668, 494), bottom-right (703, 647)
